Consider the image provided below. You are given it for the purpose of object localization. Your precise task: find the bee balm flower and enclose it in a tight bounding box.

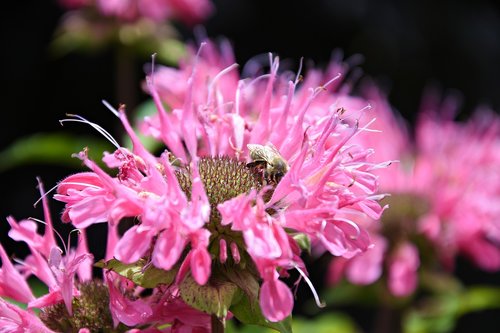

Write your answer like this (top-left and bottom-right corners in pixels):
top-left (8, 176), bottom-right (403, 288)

top-left (1, 179), bottom-right (212, 331)
top-left (328, 87), bottom-right (500, 298)
top-left (55, 40), bottom-right (388, 323)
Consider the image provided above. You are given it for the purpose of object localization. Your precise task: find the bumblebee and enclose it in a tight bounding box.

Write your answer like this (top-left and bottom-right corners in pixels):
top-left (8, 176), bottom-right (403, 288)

top-left (247, 143), bottom-right (289, 184)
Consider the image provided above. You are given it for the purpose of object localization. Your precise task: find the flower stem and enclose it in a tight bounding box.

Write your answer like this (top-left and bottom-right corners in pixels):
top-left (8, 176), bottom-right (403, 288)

top-left (211, 314), bottom-right (225, 333)
top-left (374, 304), bottom-right (402, 333)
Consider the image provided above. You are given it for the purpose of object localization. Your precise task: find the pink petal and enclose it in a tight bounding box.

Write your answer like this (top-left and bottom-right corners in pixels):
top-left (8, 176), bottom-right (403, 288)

top-left (260, 279), bottom-right (293, 322)
top-left (190, 247), bottom-right (211, 285)
top-left (388, 242), bottom-right (420, 297)
top-left (0, 243), bottom-right (34, 303)
top-left (346, 236), bottom-right (387, 285)
top-left (107, 273), bottom-right (152, 327)
top-left (0, 298), bottom-right (56, 333)
top-left (115, 225), bottom-right (155, 264)
top-left (152, 229), bottom-right (187, 270)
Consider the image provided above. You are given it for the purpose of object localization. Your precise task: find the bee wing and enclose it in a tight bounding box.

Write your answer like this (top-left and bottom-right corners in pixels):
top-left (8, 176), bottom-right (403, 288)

top-left (247, 144), bottom-right (270, 161)
top-left (265, 142), bottom-right (282, 155)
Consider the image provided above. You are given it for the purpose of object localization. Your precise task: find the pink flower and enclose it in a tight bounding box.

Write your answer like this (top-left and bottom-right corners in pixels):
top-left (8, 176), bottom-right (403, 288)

top-left (95, 0), bottom-right (213, 24)
top-left (1, 179), bottom-right (211, 331)
top-left (328, 234), bottom-right (387, 286)
top-left (328, 85), bottom-right (500, 297)
top-left (387, 242), bottom-right (420, 297)
top-left (55, 40), bottom-right (388, 322)
top-left (0, 298), bottom-right (56, 333)
top-left (59, 0), bottom-right (213, 24)
top-left (412, 93), bottom-right (500, 271)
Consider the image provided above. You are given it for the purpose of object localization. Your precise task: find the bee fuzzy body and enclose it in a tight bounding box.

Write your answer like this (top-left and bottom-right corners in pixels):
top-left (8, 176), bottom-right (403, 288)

top-left (246, 143), bottom-right (289, 184)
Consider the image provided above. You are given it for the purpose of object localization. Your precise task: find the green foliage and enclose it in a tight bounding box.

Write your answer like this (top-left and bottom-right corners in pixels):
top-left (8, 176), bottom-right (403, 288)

top-left (226, 313), bottom-right (357, 333)
top-left (219, 264), bottom-right (292, 333)
top-left (404, 286), bottom-right (500, 333)
top-left (95, 259), bottom-right (176, 288)
top-left (0, 132), bottom-right (113, 172)
top-left (180, 274), bottom-right (239, 319)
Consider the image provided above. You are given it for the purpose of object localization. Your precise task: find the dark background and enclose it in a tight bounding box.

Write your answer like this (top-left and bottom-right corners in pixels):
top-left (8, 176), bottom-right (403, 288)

top-left (1, 0), bottom-right (500, 332)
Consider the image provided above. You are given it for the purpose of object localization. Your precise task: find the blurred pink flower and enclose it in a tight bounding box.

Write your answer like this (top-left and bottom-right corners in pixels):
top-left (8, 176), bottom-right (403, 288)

top-left (59, 0), bottom-right (213, 24)
top-left (413, 94), bottom-right (500, 271)
top-left (55, 40), bottom-right (388, 322)
top-left (328, 234), bottom-right (387, 287)
top-left (387, 242), bottom-right (419, 297)
top-left (328, 86), bottom-right (500, 296)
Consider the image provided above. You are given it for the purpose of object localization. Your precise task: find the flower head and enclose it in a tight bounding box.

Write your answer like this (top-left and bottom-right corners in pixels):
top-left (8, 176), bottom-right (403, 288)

top-left (328, 86), bottom-right (500, 297)
top-left (54, 40), bottom-right (388, 323)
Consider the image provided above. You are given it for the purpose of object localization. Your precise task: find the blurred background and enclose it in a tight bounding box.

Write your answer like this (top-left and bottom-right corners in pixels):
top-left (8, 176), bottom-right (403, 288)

top-left (1, 0), bottom-right (500, 332)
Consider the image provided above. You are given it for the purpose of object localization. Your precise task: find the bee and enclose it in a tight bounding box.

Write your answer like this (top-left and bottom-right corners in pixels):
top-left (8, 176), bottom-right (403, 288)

top-left (247, 143), bottom-right (289, 184)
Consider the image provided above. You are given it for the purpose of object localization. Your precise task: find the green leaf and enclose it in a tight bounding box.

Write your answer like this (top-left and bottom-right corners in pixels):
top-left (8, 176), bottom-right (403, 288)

top-left (459, 286), bottom-right (500, 314)
top-left (220, 263), bottom-right (259, 302)
top-left (403, 285), bottom-right (500, 333)
top-left (218, 263), bottom-right (292, 333)
top-left (179, 274), bottom-right (239, 318)
top-left (96, 259), bottom-right (176, 288)
top-left (0, 132), bottom-right (113, 172)
top-left (292, 314), bottom-right (358, 333)
top-left (157, 39), bottom-right (188, 65)
top-left (229, 288), bottom-right (292, 333)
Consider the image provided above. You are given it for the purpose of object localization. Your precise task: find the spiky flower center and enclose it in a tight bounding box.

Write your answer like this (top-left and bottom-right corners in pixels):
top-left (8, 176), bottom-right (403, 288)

top-left (40, 280), bottom-right (128, 333)
top-left (175, 156), bottom-right (263, 227)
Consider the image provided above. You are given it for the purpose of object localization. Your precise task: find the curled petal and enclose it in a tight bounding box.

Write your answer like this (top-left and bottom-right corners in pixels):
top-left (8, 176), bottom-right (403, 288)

top-left (260, 279), bottom-right (293, 322)
top-left (107, 273), bottom-right (152, 327)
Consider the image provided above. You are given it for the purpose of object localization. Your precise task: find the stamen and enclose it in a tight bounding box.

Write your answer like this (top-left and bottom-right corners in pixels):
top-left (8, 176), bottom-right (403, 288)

top-left (335, 217), bottom-right (361, 240)
top-left (294, 264), bottom-right (325, 308)
top-left (208, 63), bottom-right (239, 104)
top-left (66, 229), bottom-right (82, 253)
top-left (60, 114), bottom-right (120, 150)
top-left (101, 99), bottom-right (120, 118)
top-left (294, 57), bottom-right (304, 84)
top-left (55, 181), bottom-right (103, 190)
top-left (28, 218), bottom-right (69, 255)
top-left (33, 182), bottom-right (60, 208)
top-left (314, 72), bottom-right (342, 95)
top-left (149, 53), bottom-right (157, 86)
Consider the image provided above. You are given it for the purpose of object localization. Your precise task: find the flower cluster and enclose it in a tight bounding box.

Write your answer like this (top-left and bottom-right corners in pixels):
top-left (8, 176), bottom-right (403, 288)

top-left (328, 87), bottom-right (500, 296)
top-left (52, 40), bottom-right (388, 325)
top-left (0, 179), bottom-right (212, 332)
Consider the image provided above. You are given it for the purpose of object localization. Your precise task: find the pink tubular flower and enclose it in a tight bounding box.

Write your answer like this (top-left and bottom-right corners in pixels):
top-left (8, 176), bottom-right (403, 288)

top-left (0, 298), bottom-right (56, 333)
top-left (55, 39), bottom-right (388, 322)
top-left (328, 234), bottom-right (387, 287)
top-left (413, 93), bottom-right (500, 271)
top-left (387, 242), bottom-right (420, 297)
top-left (328, 85), bottom-right (500, 297)
top-left (1, 179), bottom-right (211, 331)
